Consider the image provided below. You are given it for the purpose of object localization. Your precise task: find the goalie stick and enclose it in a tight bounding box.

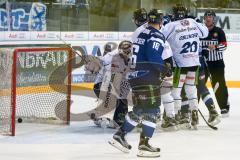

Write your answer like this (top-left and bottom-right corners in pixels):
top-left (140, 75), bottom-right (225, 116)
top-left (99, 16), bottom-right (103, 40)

top-left (56, 35), bottom-right (85, 61)
top-left (56, 35), bottom-right (101, 67)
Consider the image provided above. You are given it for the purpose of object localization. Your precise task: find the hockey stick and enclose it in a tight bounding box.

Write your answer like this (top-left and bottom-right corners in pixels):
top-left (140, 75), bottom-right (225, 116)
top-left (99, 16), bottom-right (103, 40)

top-left (56, 35), bottom-right (79, 54)
top-left (197, 51), bottom-right (218, 130)
top-left (198, 109), bottom-right (218, 130)
top-left (56, 35), bottom-right (97, 65)
top-left (56, 35), bottom-right (103, 76)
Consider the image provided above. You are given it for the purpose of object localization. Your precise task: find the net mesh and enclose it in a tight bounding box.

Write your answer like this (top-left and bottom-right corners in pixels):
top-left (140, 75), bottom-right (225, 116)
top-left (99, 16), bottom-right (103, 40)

top-left (0, 47), bottom-right (72, 136)
top-left (0, 48), bottom-right (13, 135)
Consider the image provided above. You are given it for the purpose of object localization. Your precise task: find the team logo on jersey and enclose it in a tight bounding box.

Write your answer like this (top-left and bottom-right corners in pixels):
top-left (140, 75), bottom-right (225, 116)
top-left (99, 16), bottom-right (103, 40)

top-left (126, 70), bottom-right (149, 79)
top-left (180, 20), bottom-right (190, 26)
top-left (213, 32), bottom-right (218, 38)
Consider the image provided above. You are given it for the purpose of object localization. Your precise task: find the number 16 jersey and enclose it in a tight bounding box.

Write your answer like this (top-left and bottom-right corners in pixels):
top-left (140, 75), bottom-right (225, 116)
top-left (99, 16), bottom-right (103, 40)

top-left (162, 18), bottom-right (208, 67)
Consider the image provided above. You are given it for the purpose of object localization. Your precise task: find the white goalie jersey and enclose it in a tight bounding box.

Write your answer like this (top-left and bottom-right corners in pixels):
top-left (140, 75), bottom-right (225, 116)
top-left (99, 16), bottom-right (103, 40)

top-left (94, 51), bottom-right (117, 84)
top-left (162, 18), bottom-right (209, 67)
top-left (94, 51), bottom-right (130, 99)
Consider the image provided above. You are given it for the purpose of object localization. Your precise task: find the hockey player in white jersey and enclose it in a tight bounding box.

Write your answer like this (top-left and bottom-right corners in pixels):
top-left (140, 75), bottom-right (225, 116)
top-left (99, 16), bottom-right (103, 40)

top-left (162, 4), bottom-right (208, 129)
top-left (132, 8), bottom-right (148, 27)
top-left (132, 8), bottom-right (148, 41)
top-left (132, 8), bottom-right (177, 131)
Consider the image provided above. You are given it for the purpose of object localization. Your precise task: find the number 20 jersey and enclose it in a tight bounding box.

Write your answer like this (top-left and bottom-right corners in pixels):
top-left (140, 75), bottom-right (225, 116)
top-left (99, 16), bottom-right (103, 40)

top-left (162, 18), bottom-right (209, 67)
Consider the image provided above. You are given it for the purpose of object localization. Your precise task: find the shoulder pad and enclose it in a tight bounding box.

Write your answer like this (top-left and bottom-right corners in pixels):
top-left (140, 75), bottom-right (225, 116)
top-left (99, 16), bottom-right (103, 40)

top-left (142, 28), bottom-right (151, 34)
top-left (151, 31), bottom-right (165, 43)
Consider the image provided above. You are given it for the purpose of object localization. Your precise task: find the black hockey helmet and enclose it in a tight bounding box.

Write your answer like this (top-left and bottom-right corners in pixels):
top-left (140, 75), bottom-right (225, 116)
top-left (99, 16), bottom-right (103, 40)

top-left (118, 40), bottom-right (132, 56)
top-left (172, 4), bottom-right (188, 20)
top-left (133, 8), bottom-right (148, 27)
top-left (163, 15), bottom-right (171, 25)
top-left (204, 10), bottom-right (216, 18)
top-left (148, 9), bottom-right (164, 24)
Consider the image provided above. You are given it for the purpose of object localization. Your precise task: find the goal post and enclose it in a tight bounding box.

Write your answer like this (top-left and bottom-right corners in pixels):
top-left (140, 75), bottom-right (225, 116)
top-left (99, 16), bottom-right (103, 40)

top-left (0, 47), bottom-right (73, 136)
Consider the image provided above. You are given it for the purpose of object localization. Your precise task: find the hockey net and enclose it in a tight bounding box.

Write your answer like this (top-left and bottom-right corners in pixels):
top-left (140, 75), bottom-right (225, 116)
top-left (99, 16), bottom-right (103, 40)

top-left (0, 47), bottom-right (73, 136)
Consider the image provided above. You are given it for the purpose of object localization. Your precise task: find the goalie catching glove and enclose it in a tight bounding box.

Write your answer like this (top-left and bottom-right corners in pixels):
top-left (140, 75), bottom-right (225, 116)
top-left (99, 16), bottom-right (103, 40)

top-left (84, 55), bottom-right (102, 74)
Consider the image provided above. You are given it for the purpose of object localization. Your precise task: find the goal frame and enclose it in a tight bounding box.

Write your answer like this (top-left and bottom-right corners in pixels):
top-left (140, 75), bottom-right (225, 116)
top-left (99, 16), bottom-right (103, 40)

top-left (7, 47), bottom-right (73, 136)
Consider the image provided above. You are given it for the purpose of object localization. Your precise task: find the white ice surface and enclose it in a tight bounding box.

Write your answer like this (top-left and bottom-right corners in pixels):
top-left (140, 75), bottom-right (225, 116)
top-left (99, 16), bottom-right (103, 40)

top-left (0, 89), bottom-right (240, 160)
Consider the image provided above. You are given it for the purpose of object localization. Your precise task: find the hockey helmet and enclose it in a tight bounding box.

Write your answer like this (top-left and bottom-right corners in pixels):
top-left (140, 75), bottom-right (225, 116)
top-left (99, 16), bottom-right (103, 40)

top-left (148, 9), bottom-right (164, 24)
top-left (133, 8), bottom-right (148, 27)
top-left (172, 4), bottom-right (188, 20)
top-left (163, 15), bottom-right (171, 25)
top-left (204, 10), bottom-right (217, 24)
top-left (204, 10), bottom-right (216, 18)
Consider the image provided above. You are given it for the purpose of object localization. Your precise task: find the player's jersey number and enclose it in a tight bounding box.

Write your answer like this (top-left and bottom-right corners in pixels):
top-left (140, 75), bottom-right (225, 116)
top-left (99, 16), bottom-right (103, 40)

top-left (180, 41), bottom-right (198, 54)
top-left (133, 44), bottom-right (139, 54)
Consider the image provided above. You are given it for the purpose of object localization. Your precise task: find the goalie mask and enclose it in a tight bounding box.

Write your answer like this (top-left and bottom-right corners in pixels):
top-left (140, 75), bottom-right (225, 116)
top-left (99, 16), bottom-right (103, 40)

top-left (118, 40), bottom-right (132, 57)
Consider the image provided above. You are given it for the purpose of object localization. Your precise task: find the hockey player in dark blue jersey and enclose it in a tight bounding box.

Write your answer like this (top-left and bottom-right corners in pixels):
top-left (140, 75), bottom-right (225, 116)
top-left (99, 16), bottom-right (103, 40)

top-left (109, 9), bottom-right (169, 158)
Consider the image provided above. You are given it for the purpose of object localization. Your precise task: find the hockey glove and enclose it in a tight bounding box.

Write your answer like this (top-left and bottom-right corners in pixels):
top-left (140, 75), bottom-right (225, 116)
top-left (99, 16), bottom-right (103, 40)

top-left (165, 62), bottom-right (172, 77)
top-left (84, 55), bottom-right (102, 74)
top-left (201, 48), bottom-right (210, 59)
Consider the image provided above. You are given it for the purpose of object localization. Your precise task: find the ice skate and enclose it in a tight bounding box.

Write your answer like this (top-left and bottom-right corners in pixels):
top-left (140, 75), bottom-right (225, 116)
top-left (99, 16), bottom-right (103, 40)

top-left (208, 109), bottom-right (221, 126)
top-left (191, 110), bottom-right (199, 130)
top-left (137, 134), bottom-right (160, 157)
top-left (178, 112), bottom-right (191, 130)
top-left (221, 109), bottom-right (230, 118)
top-left (108, 129), bottom-right (131, 153)
top-left (161, 116), bottom-right (178, 131)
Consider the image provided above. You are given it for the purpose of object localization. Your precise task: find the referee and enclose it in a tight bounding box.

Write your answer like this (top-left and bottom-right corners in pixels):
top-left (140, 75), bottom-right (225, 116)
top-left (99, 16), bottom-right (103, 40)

top-left (201, 10), bottom-right (230, 117)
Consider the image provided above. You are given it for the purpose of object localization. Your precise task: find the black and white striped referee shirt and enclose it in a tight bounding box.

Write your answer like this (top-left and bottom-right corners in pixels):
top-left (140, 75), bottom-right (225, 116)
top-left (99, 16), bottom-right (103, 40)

top-left (201, 26), bottom-right (227, 61)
